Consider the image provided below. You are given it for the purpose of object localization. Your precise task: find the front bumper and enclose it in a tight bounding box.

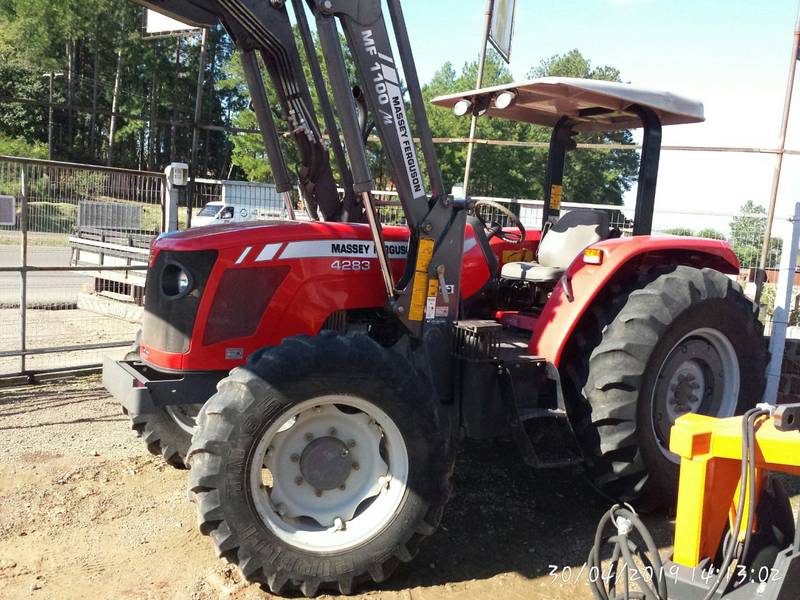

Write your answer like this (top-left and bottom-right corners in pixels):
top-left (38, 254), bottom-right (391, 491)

top-left (102, 355), bottom-right (225, 414)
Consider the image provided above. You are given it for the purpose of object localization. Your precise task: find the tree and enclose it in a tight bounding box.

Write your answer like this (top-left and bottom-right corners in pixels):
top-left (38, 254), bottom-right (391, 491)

top-left (697, 228), bottom-right (726, 240)
top-left (728, 200), bottom-right (781, 269)
top-left (0, 1), bottom-right (240, 173)
top-left (664, 227), bottom-right (695, 236)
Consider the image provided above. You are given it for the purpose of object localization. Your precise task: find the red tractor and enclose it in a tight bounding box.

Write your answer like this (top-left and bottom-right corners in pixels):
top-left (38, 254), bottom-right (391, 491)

top-left (104, 0), bottom-right (766, 595)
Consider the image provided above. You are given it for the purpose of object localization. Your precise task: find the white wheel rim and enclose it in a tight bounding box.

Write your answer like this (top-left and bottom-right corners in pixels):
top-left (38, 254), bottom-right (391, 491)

top-left (248, 395), bottom-right (409, 552)
top-left (651, 327), bottom-right (740, 463)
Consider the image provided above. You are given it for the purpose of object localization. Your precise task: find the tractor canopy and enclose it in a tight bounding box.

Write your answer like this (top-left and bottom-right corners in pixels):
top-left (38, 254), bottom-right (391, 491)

top-left (430, 77), bottom-right (704, 132)
top-left (432, 77), bottom-right (706, 236)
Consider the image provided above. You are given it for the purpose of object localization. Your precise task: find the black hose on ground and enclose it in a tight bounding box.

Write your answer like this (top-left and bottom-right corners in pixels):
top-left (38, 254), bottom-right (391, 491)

top-left (587, 504), bottom-right (667, 600)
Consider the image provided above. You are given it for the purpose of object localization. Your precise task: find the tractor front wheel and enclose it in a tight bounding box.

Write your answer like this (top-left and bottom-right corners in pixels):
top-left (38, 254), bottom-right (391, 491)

top-left (187, 333), bottom-right (451, 596)
top-left (122, 350), bottom-right (201, 468)
top-left (573, 266), bottom-right (767, 507)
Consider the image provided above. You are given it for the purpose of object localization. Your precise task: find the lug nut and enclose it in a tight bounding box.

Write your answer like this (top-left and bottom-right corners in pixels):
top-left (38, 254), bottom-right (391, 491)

top-left (347, 439), bottom-right (356, 448)
top-left (305, 432), bottom-right (314, 442)
top-left (328, 427), bottom-right (337, 436)
top-left (315, 489), bottom-right (323, 497)
top-left (352, 462), bottom-right (360, 471)
top-left (295, 476), bottom-right (304, 486)
top-left (339, 484), bottom-right (346, 491)
top-left (290, 453), bottom-right (300, 463)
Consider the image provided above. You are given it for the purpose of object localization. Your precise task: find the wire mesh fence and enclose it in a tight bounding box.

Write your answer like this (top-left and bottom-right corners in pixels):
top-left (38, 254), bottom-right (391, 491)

top-left (0, 156), bottom-right (163, 378)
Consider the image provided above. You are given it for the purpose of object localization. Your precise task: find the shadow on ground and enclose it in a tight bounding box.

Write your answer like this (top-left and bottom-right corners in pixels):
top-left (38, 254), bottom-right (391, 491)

top-left (381, 438), bottom-right (675, 591)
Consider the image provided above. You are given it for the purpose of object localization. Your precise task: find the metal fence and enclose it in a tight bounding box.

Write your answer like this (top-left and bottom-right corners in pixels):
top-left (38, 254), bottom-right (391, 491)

top-left (0, 156), bottom-right (164, 379)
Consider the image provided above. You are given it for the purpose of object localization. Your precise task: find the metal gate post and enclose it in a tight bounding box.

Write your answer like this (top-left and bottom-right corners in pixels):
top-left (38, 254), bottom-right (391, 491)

top-left (19, 163), bottom-right (28, 375)
top-left (763, 201), bottom-right (800, 404)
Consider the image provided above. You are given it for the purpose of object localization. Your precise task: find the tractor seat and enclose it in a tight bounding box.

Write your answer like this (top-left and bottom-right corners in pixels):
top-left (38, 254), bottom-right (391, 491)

top-left (501, 209), bottom-right (609, 283)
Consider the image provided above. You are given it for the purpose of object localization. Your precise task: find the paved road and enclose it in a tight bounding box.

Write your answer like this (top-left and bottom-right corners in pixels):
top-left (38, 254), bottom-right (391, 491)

top-left (0, 245), bottom-right (93, 305)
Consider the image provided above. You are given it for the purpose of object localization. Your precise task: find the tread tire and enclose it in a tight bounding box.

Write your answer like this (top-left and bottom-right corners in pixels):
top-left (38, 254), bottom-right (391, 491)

top-left (125, 405), bottom-right (198, 468)
top-left (187, 332), bottom-right (452, 596)
top-left (566, 266), bottom-right (767, 507)
top-left (122, 351), bottom-right (201, 469)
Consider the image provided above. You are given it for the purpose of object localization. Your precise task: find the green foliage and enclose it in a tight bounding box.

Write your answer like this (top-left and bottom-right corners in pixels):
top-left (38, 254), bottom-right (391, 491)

top-left (664, 227), bottom-right (695, 236)
top-left (0, 133), bottom-right (47, 158)
top-left (697, 228), bottom-right (726, 240)
top-left (0, 1), bottom-right (238, 173)
top-left (662, 227), bottom-right (726, 240)
top-left (729, 200), bottom-right (782, 269)
top-left (0, 4), bottom-right (637, 205)
top-left (26, 201), bottom-right (77, 233)
top-left (759, 283), bottom-right (800, 326)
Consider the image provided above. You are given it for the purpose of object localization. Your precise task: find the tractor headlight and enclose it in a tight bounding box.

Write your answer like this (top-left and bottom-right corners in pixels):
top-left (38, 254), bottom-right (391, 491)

top-left (453, 99), bottom-right (472, 117)
top-left (162, 262), bottom-right (193, 299)
top-left (494, 90), bottom-right (517, 110)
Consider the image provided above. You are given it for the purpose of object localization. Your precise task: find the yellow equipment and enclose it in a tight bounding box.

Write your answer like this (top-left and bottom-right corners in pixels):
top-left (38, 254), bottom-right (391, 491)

top-left (588, 404), bottom-right (800, 600)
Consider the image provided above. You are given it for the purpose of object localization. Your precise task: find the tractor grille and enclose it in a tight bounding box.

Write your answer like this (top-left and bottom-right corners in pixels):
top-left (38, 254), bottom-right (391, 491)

top-left (203, 266), bottom-right (290, 346)
top-left (142, 249), bottom-right (218, 354)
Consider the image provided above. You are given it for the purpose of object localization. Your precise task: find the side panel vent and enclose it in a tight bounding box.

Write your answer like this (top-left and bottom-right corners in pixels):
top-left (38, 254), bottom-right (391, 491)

top-left (452, 319), bottom-right (502, 361)
top-left (203, 266), bottom-right (290, 346)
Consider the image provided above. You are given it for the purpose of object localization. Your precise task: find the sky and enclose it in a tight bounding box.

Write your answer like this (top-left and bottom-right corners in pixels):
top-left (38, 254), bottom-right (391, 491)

top-left (398, 0), bottom-right (800, 236)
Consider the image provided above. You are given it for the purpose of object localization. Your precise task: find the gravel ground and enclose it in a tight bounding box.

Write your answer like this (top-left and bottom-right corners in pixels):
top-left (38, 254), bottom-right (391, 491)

top-left (0, 375), bottom-right (797, 600)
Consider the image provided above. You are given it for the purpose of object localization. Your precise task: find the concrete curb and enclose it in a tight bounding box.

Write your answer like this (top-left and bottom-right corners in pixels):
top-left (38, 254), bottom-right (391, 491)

top-left (76, 293), bottom-right (143, 324)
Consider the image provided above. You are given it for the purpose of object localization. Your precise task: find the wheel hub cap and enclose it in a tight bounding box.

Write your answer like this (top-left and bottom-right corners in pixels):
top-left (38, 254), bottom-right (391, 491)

top-left (300, 436), bottom-right (353, 491)
top-left (651, 328), bottom-right (740, 463)
top-left (249, 397), bottom-right (409, 553)
top-left (262, 404), bottom-right (389, 527)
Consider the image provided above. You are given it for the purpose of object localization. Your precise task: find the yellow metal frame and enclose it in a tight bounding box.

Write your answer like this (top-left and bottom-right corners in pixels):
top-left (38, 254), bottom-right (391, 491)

top-left (670, 412), bottom-right (800, 567)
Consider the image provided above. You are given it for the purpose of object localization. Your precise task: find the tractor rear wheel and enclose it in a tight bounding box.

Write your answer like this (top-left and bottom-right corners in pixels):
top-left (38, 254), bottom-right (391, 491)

top-left (187, 333), bottom-right (451, 596)
top-left (122, 350), bottom-right (202, 468)
top-left (569, 266), bottom-right (766, 507)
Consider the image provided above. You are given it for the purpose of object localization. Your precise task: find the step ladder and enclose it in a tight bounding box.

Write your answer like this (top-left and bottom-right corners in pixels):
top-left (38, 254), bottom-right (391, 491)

top-left (453, 320), bottom-right (584, 469)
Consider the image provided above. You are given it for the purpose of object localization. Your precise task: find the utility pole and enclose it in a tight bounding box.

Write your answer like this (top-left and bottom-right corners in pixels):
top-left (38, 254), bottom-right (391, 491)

top-left (462, 0), bottom-right (494, 195)
top-left (41, 72), bottom-right (63, 160)
top-left (108, 48), bottom-right (124, 166)
top-left (758, 2), bottom-right (800, 278)
top-left (187, 27), bottom-right (209, 228)
top-left (47, 72), bottom-right (54, 161)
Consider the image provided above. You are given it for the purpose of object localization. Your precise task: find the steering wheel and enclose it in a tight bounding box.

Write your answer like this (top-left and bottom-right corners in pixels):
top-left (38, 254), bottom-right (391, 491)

top-left (473, 199), bottom-right (526, 244)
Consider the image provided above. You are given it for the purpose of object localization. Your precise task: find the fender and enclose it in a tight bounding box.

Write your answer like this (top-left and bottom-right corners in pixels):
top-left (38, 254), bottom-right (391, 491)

top-left (529, 235), bottom-right (740, 366)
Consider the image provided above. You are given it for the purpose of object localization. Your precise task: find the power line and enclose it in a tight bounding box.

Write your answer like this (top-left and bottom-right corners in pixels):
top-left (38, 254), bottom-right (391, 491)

top-left (3, 95), bottom-right (799, 156)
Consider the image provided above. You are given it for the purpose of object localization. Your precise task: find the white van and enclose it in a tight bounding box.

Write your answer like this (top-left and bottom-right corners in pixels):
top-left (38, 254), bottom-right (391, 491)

top-left (192, 180), bottom-right (287, 227)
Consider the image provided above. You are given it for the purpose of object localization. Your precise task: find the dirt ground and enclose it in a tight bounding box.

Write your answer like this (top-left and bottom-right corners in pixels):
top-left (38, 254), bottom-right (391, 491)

top-left (0, 376), bottom-right (797, 600)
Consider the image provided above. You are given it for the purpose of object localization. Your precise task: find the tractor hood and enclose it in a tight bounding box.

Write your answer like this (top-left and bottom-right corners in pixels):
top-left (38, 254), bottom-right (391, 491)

top-left (152, 220), bottom-right (410, 254)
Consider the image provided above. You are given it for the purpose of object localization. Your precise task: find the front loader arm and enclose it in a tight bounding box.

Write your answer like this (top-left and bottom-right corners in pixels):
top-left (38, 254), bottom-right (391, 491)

top-left (309, 0), bottom-right (465, 337)
top-left (136, 0), bottom-right (349, 222)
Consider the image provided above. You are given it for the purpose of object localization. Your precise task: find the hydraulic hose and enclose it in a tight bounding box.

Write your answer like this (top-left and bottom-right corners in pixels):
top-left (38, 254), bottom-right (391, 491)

top-left (587, 504), bottom-right (667, 600)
